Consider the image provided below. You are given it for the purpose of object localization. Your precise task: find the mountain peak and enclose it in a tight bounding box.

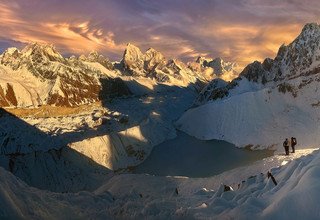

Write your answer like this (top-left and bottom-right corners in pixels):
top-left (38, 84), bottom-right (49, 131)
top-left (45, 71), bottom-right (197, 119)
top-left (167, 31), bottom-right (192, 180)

top-left (294, 22), bottom-right (320, 42)
top-left (87, 51), bottom-right (100, 61)
top-left (196, 56), bottom-right (212, 65)
top-left (145, 47), bottom-right (157, 52)
top-left (144, 47), bottom-right (165, 61)
top-left (301, 22), bottom-right (320, 32)
top-left (4, 47), bottom-right (20, 55)
top-left (21, 42), bottom-right (64, 62)
top-left (125, 43), bottom-right (142, 52)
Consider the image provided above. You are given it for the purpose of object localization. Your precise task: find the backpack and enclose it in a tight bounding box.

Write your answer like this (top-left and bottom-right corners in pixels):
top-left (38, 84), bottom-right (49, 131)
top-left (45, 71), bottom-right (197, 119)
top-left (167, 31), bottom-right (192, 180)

top-left (292, 138), bottom-right (297, 145)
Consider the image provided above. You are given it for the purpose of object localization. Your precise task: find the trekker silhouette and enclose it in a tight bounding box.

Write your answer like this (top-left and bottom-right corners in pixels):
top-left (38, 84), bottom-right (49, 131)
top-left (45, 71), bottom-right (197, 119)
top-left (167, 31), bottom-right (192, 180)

top-left (283, 138), bottom-right (289, 155)
top-left (291, 137), bottom-right (297, 153)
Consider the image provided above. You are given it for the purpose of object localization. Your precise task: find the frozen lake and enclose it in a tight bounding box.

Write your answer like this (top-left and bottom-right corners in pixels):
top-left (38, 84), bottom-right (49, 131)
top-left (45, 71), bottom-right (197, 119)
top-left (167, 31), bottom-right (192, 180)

top-left (133, 131), bottom-right (274, 177)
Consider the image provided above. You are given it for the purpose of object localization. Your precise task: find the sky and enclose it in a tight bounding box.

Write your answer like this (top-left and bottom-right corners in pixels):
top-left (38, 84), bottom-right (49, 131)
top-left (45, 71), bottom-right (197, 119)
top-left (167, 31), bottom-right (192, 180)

top-left (0, 0), bottom-right (320, 70)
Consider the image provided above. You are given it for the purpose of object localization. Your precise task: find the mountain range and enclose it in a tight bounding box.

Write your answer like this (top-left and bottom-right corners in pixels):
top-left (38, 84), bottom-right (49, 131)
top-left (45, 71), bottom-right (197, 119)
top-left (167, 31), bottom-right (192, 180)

top-left (0, 42), bottom-right (238, 108)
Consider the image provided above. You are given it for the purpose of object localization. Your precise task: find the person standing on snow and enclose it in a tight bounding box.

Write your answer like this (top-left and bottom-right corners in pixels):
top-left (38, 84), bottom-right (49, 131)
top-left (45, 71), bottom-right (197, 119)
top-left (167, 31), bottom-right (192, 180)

top-left (283, 138), bottom-right (289, 155)
top-left (291, 137), bottom-right (297, 153)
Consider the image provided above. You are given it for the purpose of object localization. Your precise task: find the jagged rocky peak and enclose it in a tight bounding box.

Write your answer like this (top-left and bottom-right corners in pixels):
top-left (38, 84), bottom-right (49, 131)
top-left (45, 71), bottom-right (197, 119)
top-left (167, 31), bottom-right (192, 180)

top-left (0, 43), bottom-right (68, 78)
top-left (79, 51), bottom-right (114, 70)
top-left (144, 47), bottom-right (166, 71)
top-left (0, 47), bottom-right (21, 69)
top-left (167, 58), bottom-right (186, 71)
top-left (144, 47), bottom-right (164, 60)
top-left (194, 78), bottom-right (229, 106)
top-left (121, 43), bottom-right (144, 74)
top-left (239, 61), bottom-right (267, 83)
top-left (68, 55), bottom-right (78, 62)
top-left (189, 56), bottom-right (239, 81)
top-left (299, 22), bottom-right (320, 39)
top-left (21, 42), bottom-right (64, 62)
top-left (144, 47), bottom-right (165, 62)
top-left (194, 56), bottom-right (237, 73)
top-left (195, 56), bottom-right (212, 66)
top-left (240, 23), bottom-right (320, 84)
top-left (121, 43), bottom-right (170, 76)
top-left (87, 51), bottom-right (100, 61)
top-left (2, 47), bottom-right (20, 57)
top-left (209, 58), bottom-right (236, 75)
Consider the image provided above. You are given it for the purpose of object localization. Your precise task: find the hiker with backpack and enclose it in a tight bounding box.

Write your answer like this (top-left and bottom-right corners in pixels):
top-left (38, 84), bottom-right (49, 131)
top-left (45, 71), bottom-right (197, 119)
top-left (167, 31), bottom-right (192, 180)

top-left (291, 137), bottom-right (297, 153)
top-left (283, 138), bottom-right (289, 155)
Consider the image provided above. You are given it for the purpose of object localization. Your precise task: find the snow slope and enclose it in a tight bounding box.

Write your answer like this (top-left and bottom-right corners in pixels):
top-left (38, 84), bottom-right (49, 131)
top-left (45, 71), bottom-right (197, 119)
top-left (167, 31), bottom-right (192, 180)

top-left (0, 166), bottom-right (114, 219)
top-left (0, 86), bottom-right (196, 192)
top-left (0, 146), bottom-right (318, 219)
top-left (177, 77), bottom-right (320, 149)
top-left (177, 23), bottom-right (320, 149)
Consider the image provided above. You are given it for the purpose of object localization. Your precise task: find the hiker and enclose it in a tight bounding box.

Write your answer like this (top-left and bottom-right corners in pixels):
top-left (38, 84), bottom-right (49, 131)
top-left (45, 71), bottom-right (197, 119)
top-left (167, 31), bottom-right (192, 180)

top-left (291, 137), bottom-right (297, 153)
top-left (283, 138), bottom-right (289, 155)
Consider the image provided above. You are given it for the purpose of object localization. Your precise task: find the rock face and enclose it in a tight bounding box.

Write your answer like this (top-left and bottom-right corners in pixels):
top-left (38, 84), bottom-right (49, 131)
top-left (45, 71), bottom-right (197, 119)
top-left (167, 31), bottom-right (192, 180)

top-left (193, 78), bottom-right (229, 106)
top-left (0, 83), bottom-right (17, 106)
top-left (177, 23), bottom-right (320, 149)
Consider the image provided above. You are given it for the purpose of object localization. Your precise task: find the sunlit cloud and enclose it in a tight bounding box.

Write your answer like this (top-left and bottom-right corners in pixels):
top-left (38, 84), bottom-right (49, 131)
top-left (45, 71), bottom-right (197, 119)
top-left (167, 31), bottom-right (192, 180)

top-left (0, 2), bottom-right (125, 57)
top-left (0, 0), bottom-right (319, 70)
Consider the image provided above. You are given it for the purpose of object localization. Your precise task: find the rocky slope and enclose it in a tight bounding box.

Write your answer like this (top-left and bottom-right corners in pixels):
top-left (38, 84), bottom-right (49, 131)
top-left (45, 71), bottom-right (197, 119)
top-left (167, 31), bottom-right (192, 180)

top-left (177, 23), bottom-right (320, 149)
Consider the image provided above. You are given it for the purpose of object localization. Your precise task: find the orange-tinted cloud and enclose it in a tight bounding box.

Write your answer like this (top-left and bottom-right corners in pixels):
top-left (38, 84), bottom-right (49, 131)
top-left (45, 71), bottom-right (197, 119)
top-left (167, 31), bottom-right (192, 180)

top-left (0, 2), bottom-right (125, 57)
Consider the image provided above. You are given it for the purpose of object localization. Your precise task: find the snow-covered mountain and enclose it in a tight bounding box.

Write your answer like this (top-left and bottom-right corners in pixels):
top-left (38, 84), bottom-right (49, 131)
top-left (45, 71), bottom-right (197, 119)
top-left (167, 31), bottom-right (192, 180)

top-left (188, 56), bottom-right (239, 82)
top-left (0, 43), bottom-right (129, 107)
top-left (0, 42), bottom-right (235, 108)
top-left (177, 23), bottom-right (320, 149)
top-left (119, 43), bottom-right (214, 84)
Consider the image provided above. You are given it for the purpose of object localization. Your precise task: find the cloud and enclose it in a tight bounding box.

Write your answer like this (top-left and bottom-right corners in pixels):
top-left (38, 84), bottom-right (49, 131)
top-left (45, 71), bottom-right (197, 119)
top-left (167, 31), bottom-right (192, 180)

top-left (0, 1), bottom-right (125, 57)
top-left (0, 0), bottom-right (319, 69)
